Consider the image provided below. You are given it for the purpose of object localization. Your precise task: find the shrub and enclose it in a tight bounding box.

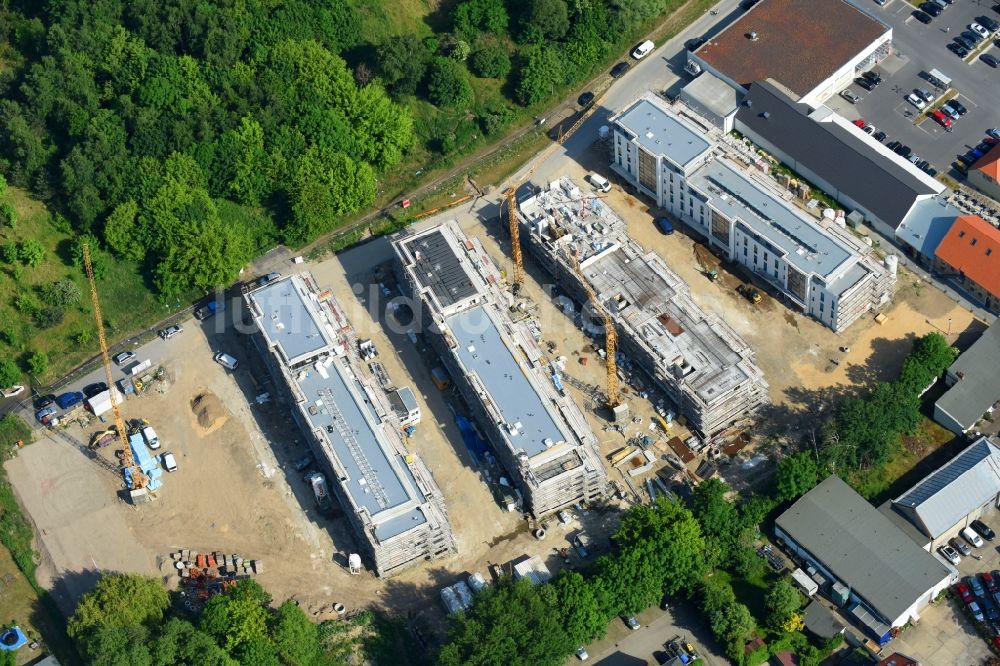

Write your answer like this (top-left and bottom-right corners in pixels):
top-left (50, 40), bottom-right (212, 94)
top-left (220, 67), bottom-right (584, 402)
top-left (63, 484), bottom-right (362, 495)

top-left (13, 292), bottom-right (40, 316)
top-left (0, 201), bottom-right (17, 230)
top-left (470, 44), bottom-right (511, 78)
top-left (43, 278), bottom-right (82, 307)
top-left (26, 351), bottom-right (48, 376)
top-left (17, 238), bottom-right (44, 267)
top-left (35, 305), bottom-right (65, 328)
top-left (0, 241), bottom-right (17, 263)
top-left (426, 58), bottom-right (474, 108)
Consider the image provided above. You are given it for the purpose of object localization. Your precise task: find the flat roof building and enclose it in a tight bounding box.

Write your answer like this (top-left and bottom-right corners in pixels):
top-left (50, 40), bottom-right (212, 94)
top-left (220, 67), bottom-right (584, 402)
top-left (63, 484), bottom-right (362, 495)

top-left (391, 222), bottom-right (607, 516)
top-left (689, 0), bottom-right (891, 107)
top-left (245, 275), bottom-right (457, 576)
top-left (776, 476), bottom-right (954, 636)
top-left (934, 321), bottom-right (1000, 435)
top-left (888, 436), bottom-right (1000, 550)
top-left (517, 176), bottom-right (769, 438)
top-left (610, 93), bottom-right (896, 332)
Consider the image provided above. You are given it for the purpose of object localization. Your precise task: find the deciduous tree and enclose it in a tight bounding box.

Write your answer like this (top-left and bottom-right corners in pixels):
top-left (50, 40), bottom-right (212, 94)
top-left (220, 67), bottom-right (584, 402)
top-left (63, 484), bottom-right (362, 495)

top-left (426, 58), bottom-right (474, 108)
top-left (765, 578), bottom-right (803, 632)
top-left (775, 452), bottom-right (819, 502)
top-left (68, 573), bottom-right (169, 640)
top-left (0, 358), bottom-right (20, 388)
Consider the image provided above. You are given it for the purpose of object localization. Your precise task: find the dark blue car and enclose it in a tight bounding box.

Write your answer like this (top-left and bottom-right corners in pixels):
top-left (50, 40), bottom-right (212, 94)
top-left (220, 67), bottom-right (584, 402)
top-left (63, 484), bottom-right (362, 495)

top-left (55, 391), bottom-right (84, 409)
top-left (656, 218), bottom-right (675, 235)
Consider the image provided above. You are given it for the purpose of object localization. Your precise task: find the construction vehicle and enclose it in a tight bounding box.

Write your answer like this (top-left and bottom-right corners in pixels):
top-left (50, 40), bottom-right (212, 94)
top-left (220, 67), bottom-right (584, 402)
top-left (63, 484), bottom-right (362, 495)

top-left (706, 268), bottom-right (718, 281)
top-left (83, 243), bottom-right (148, 497)
top-left (738, 284), bottom-right (762, 304)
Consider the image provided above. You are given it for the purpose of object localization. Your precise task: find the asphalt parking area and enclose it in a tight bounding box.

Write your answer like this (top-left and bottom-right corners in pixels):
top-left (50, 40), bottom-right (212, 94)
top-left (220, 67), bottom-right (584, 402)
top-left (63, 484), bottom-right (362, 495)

top-left (826, 1), bottom-right (1000, 174)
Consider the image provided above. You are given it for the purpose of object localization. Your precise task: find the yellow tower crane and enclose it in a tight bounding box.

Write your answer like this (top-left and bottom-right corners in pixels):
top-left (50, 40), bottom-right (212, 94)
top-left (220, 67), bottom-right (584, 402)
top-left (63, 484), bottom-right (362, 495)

top-left (82, 244), bottom-right (147, 491)
top-left (567, 251), bottom-right (625, 419)
top-left (504, 98), bottom-right (603, 291)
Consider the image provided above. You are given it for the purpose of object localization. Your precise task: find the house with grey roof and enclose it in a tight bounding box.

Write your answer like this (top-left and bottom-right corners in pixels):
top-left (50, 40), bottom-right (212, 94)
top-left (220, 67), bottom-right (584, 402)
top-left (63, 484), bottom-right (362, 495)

top-left (934, 321), bottom-right (1000, 435)
top-left (775, 476), bottom-right (954, 638)
top-left (887, 437), bottom-right (1000, 550)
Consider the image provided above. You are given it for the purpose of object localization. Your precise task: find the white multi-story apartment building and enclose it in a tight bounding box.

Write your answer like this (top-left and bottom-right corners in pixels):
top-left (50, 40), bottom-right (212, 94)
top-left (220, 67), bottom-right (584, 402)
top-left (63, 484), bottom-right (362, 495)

top-left (610, 94), bottom-right (896, 332)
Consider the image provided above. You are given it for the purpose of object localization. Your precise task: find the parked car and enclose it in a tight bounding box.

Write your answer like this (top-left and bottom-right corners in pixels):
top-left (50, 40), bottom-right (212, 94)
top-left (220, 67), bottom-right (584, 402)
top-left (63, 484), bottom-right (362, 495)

top-left (578, 91), bottom-right (595, 107)
top-left (982, 53), bottom-right (1000, 68)
top-left (941, 102), bottom-right (961, 120)
top-left (855, 77), bottom-right (876, 91)
top-left (873, 130), bottom-right (887, 142)
top-left (984, 571), bottom-right (998, 594)
top-left (576, 646), bottom-right (589, 661)
top-left (951, 537), bottom-right (972, 556)
top-left (83, 382), bottom-right (108, 398)
top-left (971, 22), bottom-right (991, 39)
top-left (55, 391), bottom-right (84, 409)
top-left (35, 405), bottom-right (57, 424)
top-left (971, 601), bottom-right (986, 622)
top-left (863, 125), bottom-right (876, 135)
top-left (840, 89), bottom-right (862, 104)
top-left (887, 140), bottom-right (901, 151)
top-left (989, 129), bottom-right (1000, 140)
top-left (979, 15), bottom-right (1000, 31)
top-left (971, 575), bottom-right (988, 599)
top-left (941, 544), bottom-right (963, 565)
top-left (913, 9), bottom-right (933, 24)
top-left (964, 526), bottom-right (985, 548)
top-left (949, 99), bottom-right (968, 115)
top-left (906, 93), bottom-right (927, 110)
top-left (112, 350), bottom-right (136, 366)
top-left (142, 425), bottom-right (160, 450)
top-left (214, 352), bottom-right (239, 370)
top-left (958, 582), bottom-right (974, 603)
top-left (908, 154), bottom-right (920, 164)
top-left (631, 40), bottom-right (654, 59)
top-left (158, 324), bottom-right (183, 340)
top-left (862, 70), bottom-right (882, 85)
top-left (932, 110), bottom-right (953, 128)
top-left (610, 62), bottom-right (630, 78)
top-left (948, 42), bottom-right (969, 57)
top-left (915, 88), bottom-right (935, 103)
top-left (973, 520), bottom-right (997, 541)
top-left (33, 394), bottom-right (55, 410)
top-left (161, 452), bottom-right (177, 473)
top-left (923, 2), bottom-right (943, 16)
top-left (624, 616), bottom-right (640, 631)
top-left (656, 218), bottom-right (675, 235)
top-left (962, 29), bottom-right (984, 44)
top-left (956, 35), bottom-right (976, 50)
top-left (293, 452), bottom-right (315, 472)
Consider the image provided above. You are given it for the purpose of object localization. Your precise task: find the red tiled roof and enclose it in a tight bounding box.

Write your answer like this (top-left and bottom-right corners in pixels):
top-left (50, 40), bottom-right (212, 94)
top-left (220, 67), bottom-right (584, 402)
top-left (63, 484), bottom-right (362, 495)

top-left (694, 0), bottom-right (889, 97)
top-left (973, 143), bottom-right (1000, 182)
top-left (934, 215), bottom-right (1000, 299)
top-left (876, 653), bottom-right (919, 666)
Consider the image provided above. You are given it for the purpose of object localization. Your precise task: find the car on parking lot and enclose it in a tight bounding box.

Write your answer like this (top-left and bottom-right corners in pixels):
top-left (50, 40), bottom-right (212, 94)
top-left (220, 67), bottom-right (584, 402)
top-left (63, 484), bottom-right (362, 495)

top-left (83, 382), bottom-right (108, 398)
top-left (35, 405), bottom-right (57, 424)
top-left (983, 54), bottom-right (999, 68)
top-left (963, 29), bottom-right (984, 45)
top-left (840, 89), bottom-right (862, 104)
top-left (971, 601), bottom-right (986, 622)
top-left (964, 526), bottom-right (985, 548)
top-left (957, 35), bottom-right (976, 50)
top-left (158, 325), bottom-right (182, 340)
top-left (906, 93), bottom-right (926, 110)
top-left (853, 118), bottom-right (866, 128)
top-left (915, 88), bottom-right (935, 103)
top-left (958, 582), bottom-right (975, 603)
top-left (578, 91), bottom-right (595, 107)
top-left (941, 544), bottom-right (963, 564)
top-left (917, 159), bottom-right (930, 171)
top-left (913, 9), bottom-right (933, 24)
top-left (989, 129), bottom-right (1000, 140)
top-left (34, 394), bottom-right (55, 410)
top-left (971, 575), bottom-right (987, 597)
top-left (873, 130), bottom-right (887, 142)
top-left (610, 62), bottom-right (630, 78)
top-left (959, 153), bottom-right (977, 166)
top-left (971, 22), bottom-right (991, 39)
top-left (979, 15), bottom-right (999, 31)
top-left (973, 520), bottom-right (997, 541)
top-left (887, 140), bottom-right (901, 151)
top-left (922, 2), bottom-right (943, 16)
top-left (900, 145), bottom-right (912, 158)
top-left (908, 154), bottom-right (920, 164)
top-left (55, 391), bottom-right (84, 409)
top-left (985, 571), bottom-right (998, 593)
top-left (932, 110), bottom-right (953, 128)
top-left (942, 101), bottom-right (962, 119)
top-left (214, 352), bottom-right (239, 370)
top-left (951, 537), bottom-right (973, 556)
top-left (113, 350), bottom-right (136, 366)
top-left (862, 70), bottom-right (882, 85)
top-left (575, 646), bottom-right (589, 661)
top-left (624, 616), bottom-right (640, 631)
top-left (855, 77), bottom-right (876, 91)
top-left (948, 42), bottom-right (969, 57)
top-left (863, 125), bottom-right (875, 135)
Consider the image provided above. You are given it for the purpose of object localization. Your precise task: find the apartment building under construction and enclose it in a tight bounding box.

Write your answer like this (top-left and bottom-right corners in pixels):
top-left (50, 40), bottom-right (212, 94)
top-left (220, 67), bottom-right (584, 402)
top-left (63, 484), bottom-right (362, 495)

top-left (391, 221), bottom-right (607, 516)
top-left (244, 274), bottom-right (457, 576)
top-left (516, 177), bottom-right (769, 438)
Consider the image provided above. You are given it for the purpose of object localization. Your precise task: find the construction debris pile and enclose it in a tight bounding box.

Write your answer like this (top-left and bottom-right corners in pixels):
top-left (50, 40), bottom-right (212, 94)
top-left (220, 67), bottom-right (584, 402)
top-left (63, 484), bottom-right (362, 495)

top-left (170, 549), bottom-right (262, 603)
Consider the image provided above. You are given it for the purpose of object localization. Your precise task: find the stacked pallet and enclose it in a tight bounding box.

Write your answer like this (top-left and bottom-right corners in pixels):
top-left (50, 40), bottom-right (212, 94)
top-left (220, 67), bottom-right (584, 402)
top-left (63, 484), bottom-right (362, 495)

top-left (170, 549), bottom-right (263, 578)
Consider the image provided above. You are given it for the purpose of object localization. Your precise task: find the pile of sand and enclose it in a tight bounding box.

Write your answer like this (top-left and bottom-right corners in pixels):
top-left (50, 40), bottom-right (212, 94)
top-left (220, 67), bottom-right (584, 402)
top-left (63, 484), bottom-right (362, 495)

top-left (190, 391), bottom-right (227, 435)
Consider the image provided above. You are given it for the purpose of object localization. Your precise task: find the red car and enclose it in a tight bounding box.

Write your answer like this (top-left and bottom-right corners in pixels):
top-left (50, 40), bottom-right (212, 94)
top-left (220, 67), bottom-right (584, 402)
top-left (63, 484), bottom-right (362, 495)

top-left (931, 110), bottom-right (952, 128)
top-left (958, 583), bottom-right (974, 604)
top-left (853, 119), bottom-right (866, 128)
top-left (984, 571), bottom-right (998, 594)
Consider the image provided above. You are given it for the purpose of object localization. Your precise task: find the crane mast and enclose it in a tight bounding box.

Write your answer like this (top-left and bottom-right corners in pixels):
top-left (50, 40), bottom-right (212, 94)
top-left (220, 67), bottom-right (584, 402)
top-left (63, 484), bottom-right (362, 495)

top-left (82, 244), bottom-right (147, 490)
top-left (567, 252), bottom-right (621, 413)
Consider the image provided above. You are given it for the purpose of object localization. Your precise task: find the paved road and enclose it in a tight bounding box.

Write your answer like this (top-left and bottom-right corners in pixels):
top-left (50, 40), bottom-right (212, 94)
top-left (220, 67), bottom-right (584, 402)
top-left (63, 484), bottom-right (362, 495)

top-left (583, 603), bottom-right (728, 666)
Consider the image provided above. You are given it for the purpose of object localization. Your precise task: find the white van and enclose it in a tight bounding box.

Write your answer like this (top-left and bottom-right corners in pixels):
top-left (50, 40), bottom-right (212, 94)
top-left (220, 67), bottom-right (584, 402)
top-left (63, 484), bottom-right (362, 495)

top-left (161, 452), bottom-right (177, 472)
top-left (142, 425), bottom-right (160, 450)
top-left (589, 174), bottom-right (612, 193)
top-left (632, 40), bottom-right (654, 60)
top-left (214, 352), bottom-right (239, 370)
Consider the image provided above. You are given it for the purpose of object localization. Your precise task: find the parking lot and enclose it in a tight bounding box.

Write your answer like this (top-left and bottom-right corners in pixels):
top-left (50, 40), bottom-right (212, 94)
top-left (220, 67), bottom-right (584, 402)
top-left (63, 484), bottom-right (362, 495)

top-left (825, 0), bottom-right (1000, 174)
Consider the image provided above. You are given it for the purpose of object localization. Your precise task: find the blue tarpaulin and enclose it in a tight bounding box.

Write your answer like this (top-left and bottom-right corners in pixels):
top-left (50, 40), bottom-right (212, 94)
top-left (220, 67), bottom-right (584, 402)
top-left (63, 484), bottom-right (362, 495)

top-left (454, 414), bottom-right (489, 467)
top-left (127, 432), bottom-right (163, 490)
top-left (0, 626), bottom-right (28, 651)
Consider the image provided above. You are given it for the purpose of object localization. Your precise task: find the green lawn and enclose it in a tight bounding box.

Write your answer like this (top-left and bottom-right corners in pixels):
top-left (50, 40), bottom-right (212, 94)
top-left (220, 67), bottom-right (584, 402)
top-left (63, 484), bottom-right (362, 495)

top-left (0, 187), bottom-right (181, 385)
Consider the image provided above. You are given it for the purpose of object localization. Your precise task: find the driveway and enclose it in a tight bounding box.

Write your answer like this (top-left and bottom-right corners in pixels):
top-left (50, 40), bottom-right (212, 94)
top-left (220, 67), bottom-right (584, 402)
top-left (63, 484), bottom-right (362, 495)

top-left (826, 0), bottom-right (1000, 173)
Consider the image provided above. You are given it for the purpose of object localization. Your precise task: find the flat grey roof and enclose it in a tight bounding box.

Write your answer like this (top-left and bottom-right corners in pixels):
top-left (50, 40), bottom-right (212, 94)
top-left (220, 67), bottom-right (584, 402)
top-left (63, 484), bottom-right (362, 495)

top-left (681, 72), bottom-right (740, 118)
top-left (776, 476), bottom-right (951, 624)
top-left (936, 323), bottom-right (1000, 431)
top-left (401, 230), bottom-right (477, 308)
top-left (689, 159), bottom-right (851, 277)
top-left (297, 355), bottom-right (426, 539)
top-left (736, 82), bottom-right (939, 229)
top-left (448, 306), bottom-right (565, 458)
top-left (896, 197), bottom-right (962, 258)
top-left (892, 437), bottom-right (1000, 539)
top-left (614, 96), bottom-right (712, 167)
top-left (251, 278), bottom-right (334, 365)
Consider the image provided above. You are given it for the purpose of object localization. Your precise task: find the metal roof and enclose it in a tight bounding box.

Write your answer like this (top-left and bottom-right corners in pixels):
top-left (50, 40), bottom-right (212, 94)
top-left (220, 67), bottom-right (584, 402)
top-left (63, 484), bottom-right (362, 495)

top-left (776, 476), bottom-right (951, 624)
top-left (735, 81), bottom-right (940, 230)
top-left (614, 96), bottom-right (712, 167)
top-left (895, 198), bottom-right (962, 258)
top-left (935, 323), bottom-right (1000, 433)
top-left (447, 306), bottom-right (566, 458)
top-left (892, 437), bottom-right (1000, 538)
top-left (249, 278), bottom-right (335, 366)
top-left (401, 229), bottom-right (478, 308)
top-left (689, 159), bottom-right (851, 277)
top-left (680, 72), bottom-right (740, 118)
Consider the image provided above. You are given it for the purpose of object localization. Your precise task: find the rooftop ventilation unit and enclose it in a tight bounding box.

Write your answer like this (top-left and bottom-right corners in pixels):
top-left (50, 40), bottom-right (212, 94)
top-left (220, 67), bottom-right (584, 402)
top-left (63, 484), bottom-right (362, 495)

top-left (748, 31), bottom-right (759, 41)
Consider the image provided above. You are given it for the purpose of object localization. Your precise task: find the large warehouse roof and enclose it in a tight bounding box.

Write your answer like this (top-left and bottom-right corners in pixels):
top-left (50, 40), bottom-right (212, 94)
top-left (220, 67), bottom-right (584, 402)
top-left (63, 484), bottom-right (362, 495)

top-left (892, 437), bottom-right (1000, 539)
top-left (694, 0), bottom-right (888, 98)
top-left (735, 81), bottom-right (941, 230)
top-left (776, 476), bottom-right (951, 624)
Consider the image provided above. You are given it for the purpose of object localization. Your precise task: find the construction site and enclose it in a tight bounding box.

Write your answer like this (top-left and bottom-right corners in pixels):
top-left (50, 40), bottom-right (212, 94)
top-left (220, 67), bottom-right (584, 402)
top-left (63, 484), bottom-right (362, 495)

top-left (243, 274), bottom-right (458, 576)
top-left (391, 222), bottom-right (608, 517)
top-left (515, 176), bottom-right (769, 441)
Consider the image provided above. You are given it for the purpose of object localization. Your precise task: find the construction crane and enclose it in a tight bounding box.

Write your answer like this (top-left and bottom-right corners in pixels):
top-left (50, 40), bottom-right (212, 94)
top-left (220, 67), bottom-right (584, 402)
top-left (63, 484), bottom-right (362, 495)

top-left (566, 250), bottom-right (625, 420)
top-left (82, 243), bottom-right (147, 491)
top-left (504, 98), bottom-right (604, 291)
